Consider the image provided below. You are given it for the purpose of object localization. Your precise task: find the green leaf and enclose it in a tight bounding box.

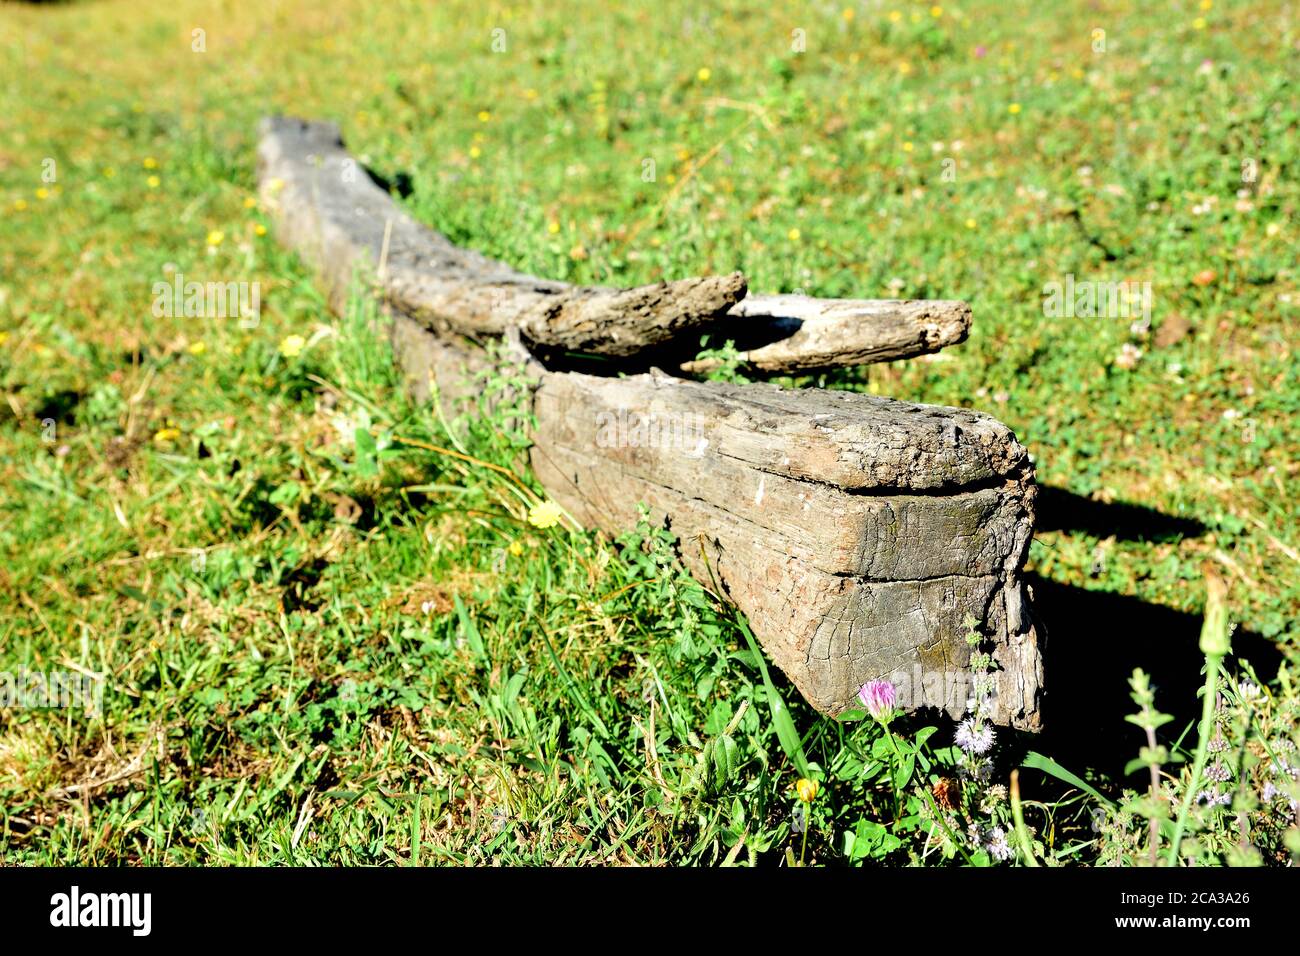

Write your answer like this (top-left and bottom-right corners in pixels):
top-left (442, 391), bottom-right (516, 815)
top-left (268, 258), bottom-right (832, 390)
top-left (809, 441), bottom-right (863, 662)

top-left (269, 480), bottom-right (301, 506)
top-left (1022, 751), bottom-right (1114, 807)
top-left (736, 615), bottom-right (809, 778)
top-left (354, 426), bottom-right (379, 477)
top-left (894, 752), bottom-right (915, 790)
top-left (914, 726), bottom-right (939, 747)
top-left (699, 733), bottom-right (741, 796)
top-left (453, 594), bottom-right (486, 658)
top-left (1123, 757), bottom-right (1153, 777)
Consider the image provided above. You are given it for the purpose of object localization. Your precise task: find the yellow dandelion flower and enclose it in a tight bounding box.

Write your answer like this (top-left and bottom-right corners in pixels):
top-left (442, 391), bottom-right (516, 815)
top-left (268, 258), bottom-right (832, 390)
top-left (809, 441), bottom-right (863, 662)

top-left (1199, 0), bottom-right (1212, 8)
top-left (1008, 102), bottom-right (1022, 114)
top-left (243, 196), bottom-right (257, 209)
top-left (0, 332), bottom-right (9, 346)
top-left (888, 10), bottom-right (902, 23)
top-left (143, 157), bottom-right (158, 169)
top-left (841, 8), bottom-right (854, 22)
top-left (266, 177), bottom-right (285, 194)
top-left (206, 230), bottom-right (224, 247)
top-left (103, 167), bottom-right (116, 178)
top-left (965, 218), bottom-right (977, 229)
top-left (902, 141), bottom-right (914, 152)
top-left (279, 334), bottom-right (307, 358)
top-left (153, 426), bottom-right (182, 444)
top-left (524, 88), bottom-right (539, 100)
top-left (12, 199), bottom-right (27, 211)
top-left (35, 187), bottom-right (49, 200)
top-left (477, 110), bottom-right (492, 122)
top-left (187, 341), bottom-right (207, 355)
top-left (897, 60), bottom-right (913, 75)
top-left (254, 223), bottom-right (267, 236)
top-left (696, 67), bottom-right (711, 83)
top-left (469, 145), bottom-right (482, 159)
top-left (508, 540), bottom-right (524, 557)
top-left (147, 175), bottom-right (160, 189)
top-left (788, 227), bottom-right (801, 242)
top-left (527, 501), bottom-right (564, 529)
top-left (1192, 17), bottom-right (1207, 29)
top-left (547, 220), bottom-right (561, 235)
top-left (930, 5), bottom-right (943, 17)
top-left (796, 778), bottom-right (819, 802)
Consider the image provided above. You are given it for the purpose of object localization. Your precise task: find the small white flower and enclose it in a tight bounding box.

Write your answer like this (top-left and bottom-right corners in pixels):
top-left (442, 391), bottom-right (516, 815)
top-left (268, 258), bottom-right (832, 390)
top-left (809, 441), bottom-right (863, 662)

top-left (987, 827), bottom-right (1013, 861)
top-left (956, 718), bottom-right (995, 755)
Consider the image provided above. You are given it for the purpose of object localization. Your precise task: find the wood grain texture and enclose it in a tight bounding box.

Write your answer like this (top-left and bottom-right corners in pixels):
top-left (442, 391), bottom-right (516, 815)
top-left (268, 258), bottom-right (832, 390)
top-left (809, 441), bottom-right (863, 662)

top-left (261, 117), bottom-right (1045, 730)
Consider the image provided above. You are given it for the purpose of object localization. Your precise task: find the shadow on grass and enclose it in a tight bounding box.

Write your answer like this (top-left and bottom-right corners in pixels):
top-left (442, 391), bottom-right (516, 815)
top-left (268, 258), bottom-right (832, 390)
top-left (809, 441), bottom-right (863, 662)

top-left (1036, 486), bottom-right (1207, 542)
top-left (1025, 574), bottom-right (1282, 784)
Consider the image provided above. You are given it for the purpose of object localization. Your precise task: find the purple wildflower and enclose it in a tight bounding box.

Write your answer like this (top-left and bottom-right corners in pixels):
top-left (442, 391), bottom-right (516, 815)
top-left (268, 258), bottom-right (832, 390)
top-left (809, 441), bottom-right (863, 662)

top-left (858, 679), bottom-right (896, 722)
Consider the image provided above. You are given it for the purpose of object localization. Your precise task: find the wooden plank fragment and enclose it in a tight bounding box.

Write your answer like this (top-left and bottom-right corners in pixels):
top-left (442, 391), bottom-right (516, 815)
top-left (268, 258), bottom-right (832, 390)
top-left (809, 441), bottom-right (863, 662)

top-left (684, 296), bottom-right (972, 374)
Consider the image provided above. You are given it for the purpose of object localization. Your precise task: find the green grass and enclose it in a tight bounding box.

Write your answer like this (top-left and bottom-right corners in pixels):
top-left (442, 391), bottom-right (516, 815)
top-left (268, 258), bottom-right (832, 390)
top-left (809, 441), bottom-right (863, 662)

top-left (0, 0), bottom-right (1296, 866)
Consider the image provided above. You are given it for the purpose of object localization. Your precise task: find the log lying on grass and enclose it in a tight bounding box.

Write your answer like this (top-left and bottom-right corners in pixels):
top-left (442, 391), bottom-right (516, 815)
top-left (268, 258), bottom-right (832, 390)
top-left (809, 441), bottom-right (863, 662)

top-left (259, 116), bottom-right (1045, 730)
top-left (257, 116), bottom-right (745, 357)
top-left (258, 116), bottom-right (969, 375)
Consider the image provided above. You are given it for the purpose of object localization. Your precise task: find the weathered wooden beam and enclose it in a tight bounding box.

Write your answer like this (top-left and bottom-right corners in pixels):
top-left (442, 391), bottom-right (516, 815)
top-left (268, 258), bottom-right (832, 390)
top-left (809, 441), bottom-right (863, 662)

top-left (260, 116), bottom-right (1044, 730)
top-left (258, 116), bottom-right (968, 373)
top-left (390, 320), bottom-right (1044, 729)
top-left (257, 116), bottom-right (746, 358)
top-left (684, 296), bottom-right (971, 375)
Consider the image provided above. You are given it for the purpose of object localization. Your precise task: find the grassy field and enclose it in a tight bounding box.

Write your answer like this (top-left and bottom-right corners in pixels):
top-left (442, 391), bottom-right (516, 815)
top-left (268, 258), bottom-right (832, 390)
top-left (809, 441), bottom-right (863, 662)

top-left (1, 0), bottom-right (1297, 865)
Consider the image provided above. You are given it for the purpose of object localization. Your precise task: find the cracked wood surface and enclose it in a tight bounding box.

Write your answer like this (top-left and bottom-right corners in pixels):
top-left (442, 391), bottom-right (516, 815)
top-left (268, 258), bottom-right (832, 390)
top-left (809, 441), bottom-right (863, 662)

top-left (388, 317), bottom-right (1044, 729)
top-left (261, 116), bottom-right (1045, 730)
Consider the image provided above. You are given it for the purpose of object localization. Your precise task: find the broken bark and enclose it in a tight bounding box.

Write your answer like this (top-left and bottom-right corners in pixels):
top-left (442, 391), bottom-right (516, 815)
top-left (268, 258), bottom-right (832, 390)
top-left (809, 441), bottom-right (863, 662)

top-left (260, 116), bottom-right (1045, 730)
top-left (685, 295), bottom-right (972, 375)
